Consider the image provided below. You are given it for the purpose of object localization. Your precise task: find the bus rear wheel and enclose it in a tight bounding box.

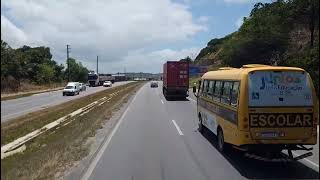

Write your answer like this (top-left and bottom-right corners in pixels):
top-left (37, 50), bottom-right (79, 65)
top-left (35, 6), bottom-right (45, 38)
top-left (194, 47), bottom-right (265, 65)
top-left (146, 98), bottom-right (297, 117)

top-left (198, 116), bottom-right (204, 133)
top-left (217, 128), bottom-right (225, 152)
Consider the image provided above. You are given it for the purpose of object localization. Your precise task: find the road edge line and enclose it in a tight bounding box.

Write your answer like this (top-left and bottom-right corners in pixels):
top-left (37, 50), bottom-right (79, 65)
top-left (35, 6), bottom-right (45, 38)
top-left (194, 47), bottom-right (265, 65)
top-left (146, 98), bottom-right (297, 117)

top-left (81, 86), bottom-right (141, 180)
top-left (187, 97), bottom-right (196, 103)
top-left (292, 151), bottom-right (319, 171)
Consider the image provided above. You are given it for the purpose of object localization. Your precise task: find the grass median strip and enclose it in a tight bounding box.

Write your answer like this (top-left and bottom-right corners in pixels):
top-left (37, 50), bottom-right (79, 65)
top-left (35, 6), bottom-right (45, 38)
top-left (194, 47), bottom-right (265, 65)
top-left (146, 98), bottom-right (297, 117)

top-left (1, 82), bottom-right (136, 146)
top-left (1, 91), bottom-right (122, 157)
top-left (1, 81), bottom-right (144, 180)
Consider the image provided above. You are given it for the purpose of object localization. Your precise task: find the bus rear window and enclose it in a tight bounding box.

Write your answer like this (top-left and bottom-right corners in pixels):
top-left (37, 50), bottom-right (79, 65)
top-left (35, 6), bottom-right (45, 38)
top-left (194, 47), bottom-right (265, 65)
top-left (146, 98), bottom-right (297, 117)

top-left (248, 71), bottom-right (313, 107)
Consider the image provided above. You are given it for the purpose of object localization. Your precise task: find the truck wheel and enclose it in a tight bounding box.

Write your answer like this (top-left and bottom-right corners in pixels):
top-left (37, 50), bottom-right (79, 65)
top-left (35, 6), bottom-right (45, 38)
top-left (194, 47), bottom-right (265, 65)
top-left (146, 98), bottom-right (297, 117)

top-left (198, 115), bottom-right (204, 133)
top-left (217, 128), bottom-right (225, 152)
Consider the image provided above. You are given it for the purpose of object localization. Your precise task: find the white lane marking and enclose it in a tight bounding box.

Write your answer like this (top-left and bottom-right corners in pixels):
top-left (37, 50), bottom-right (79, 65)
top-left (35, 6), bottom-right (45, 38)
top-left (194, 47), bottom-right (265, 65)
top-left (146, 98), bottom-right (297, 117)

top-left (187, 97), bottom-right (196, 103)
top-left (1, 145), bottom-right (26, 159)
top-left (172, 120), bottom-right (184, 136)
top-left (81, 88), bottom-right (140, 180)
top-left (79, 110), bottom-right (91, 117)
top-left (161, 99), bottom-right (164, 104)
top-left (32, 93), bottom-right (45, 97)
top-left (292, 151), bottom-right (319, 170)
top-left (98, 101), bottom-right (105, 106)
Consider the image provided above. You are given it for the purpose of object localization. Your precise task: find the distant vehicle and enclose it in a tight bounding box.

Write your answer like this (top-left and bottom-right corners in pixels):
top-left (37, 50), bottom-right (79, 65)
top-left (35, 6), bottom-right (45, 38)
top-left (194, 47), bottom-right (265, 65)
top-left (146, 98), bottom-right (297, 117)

top-left (163, 61), bottom-right (189, 99)
top-left (103, 81), bottom-right (112, 87)
top-left (88, 72), bottom-right (115, 87)
top-left (112, 74), bottom-right (126, 82)
top-left (134, 78), bottom-right (147, 81)
top-left (63, 82), bottom-right (80, 96)
top-left (193, 64), bottom-right (318, 161)
top-left (150, 82), bottom-right (158, 88)
top-left (79, 83), bottom-right (86, 91)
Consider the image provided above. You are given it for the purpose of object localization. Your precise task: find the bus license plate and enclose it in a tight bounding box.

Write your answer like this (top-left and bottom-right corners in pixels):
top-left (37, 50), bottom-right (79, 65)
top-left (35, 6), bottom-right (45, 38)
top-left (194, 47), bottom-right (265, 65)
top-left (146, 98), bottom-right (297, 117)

top-left (260, 132), bottom-right (278, 138)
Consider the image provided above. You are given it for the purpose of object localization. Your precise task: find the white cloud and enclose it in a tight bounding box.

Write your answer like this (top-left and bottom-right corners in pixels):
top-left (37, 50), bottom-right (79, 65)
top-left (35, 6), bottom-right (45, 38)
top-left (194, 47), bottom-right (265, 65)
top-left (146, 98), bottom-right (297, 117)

top-left (198, 16), bottom-right (210, 23)
top-left (1, 15), bottom-right (28, 47)
top-left (1, 0), bottom-right (206, 73)
top-left (235, 17), bottom-right (244, 28)
top-left (223, 0), bottom-right (252, 4)
top-left (106, 47), bottom-right (202, 73)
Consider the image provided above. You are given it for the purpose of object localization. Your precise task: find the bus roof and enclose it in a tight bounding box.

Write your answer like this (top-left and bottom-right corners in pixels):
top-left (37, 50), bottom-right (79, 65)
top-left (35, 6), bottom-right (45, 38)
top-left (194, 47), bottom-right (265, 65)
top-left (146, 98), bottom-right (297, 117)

top-left (201, 64), bottom-right (305, 80)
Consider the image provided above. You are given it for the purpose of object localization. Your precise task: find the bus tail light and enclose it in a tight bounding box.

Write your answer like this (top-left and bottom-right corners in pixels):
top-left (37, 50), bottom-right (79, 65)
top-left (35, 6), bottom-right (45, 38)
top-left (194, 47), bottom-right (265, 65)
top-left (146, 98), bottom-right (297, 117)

top-left (242, 117), bottom-right (249, 130)
top-left (313, 117), bottom-right (318, 125)
top-left (312, 117), bottom-right (318, 136)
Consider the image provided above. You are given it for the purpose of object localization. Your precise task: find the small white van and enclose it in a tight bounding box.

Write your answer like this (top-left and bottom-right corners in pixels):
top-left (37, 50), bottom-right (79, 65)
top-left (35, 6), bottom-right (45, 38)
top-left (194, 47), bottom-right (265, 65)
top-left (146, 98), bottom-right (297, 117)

top-left (63, 82), bottom-right (81, 96)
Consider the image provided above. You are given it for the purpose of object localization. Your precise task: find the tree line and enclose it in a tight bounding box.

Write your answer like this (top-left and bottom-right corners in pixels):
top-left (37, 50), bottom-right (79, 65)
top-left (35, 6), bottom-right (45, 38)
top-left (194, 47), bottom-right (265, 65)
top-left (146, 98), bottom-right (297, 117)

top-left (1, 40), bottom-right (89, 91)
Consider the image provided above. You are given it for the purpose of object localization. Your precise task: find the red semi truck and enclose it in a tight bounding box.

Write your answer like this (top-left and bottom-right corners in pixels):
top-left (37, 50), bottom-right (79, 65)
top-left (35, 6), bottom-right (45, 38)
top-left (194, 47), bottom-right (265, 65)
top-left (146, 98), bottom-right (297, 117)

top-left (163, 61), bottom-right (189, 99)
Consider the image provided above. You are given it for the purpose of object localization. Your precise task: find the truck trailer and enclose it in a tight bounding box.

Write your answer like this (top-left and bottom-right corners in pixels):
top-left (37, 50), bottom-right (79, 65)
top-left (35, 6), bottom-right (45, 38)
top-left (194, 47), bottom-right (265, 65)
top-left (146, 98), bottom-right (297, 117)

top-left (163, 61), bottom-right (189, 99)
top-left (88, 73), bottom-right (115, 87)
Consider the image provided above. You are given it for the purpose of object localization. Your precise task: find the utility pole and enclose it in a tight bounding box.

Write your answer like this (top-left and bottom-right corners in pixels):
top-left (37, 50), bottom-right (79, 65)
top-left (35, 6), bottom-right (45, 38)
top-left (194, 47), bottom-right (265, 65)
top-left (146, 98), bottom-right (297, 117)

top-left (96, 56), bottom-right (98, 74)
top-left (66, 45), bottom-right (71, 82)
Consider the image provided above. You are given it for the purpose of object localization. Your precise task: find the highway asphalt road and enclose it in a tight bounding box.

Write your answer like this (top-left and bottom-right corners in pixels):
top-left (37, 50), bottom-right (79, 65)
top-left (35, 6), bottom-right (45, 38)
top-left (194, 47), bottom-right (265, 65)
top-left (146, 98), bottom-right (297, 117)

top-left (84, 82), bottom-right (319, 180)
top-left (1, 81), bottom-right (131, 122)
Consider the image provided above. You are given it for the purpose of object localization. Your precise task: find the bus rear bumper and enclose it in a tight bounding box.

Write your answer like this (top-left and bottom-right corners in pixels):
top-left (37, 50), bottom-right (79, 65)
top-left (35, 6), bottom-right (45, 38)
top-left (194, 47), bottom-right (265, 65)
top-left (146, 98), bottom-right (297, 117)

top-left (233, 144), bottom-right (314, 162)
top-left (237, 143), bottom-right (313, 151)
top-left (243, 151), bottom-right (313, 162)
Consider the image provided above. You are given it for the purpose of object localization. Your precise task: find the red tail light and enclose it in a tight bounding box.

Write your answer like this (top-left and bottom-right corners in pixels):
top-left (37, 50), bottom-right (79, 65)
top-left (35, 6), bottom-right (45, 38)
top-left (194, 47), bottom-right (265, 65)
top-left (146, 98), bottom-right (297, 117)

top-left (242, 117), bottom-right (249, 130)
top-left (314, 117), bottom-right (318, 125)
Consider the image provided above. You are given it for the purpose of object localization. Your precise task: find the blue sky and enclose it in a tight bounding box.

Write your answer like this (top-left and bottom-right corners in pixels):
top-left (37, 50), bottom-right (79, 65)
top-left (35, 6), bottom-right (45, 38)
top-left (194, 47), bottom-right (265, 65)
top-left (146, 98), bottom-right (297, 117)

top-left (1, 0), bottom-right (271, 73)
top-left (171, 0), bottom-right (271, 51)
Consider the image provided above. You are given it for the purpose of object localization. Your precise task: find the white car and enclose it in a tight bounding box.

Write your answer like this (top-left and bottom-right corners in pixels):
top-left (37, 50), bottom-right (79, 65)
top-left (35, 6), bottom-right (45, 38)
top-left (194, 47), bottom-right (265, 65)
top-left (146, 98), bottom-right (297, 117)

top-left (63, 82), bottom-right (80, 96)
top-left (103, 81), bottom-right (112, 87)
top-left (79, 83), bottom-right (86, 91)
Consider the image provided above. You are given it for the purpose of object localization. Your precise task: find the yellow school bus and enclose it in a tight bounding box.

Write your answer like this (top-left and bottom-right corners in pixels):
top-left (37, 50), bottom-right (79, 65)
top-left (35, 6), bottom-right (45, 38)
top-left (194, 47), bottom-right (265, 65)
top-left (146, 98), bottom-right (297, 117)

top-left (193, 64), bottom-right (318, 161)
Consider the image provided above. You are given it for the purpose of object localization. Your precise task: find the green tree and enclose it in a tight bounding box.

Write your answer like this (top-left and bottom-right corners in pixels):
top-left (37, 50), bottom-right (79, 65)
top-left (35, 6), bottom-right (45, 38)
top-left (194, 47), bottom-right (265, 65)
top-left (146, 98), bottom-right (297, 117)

top-left (179, 56), bottom-right (193, 63)
top-left (35, 63), bottom-right (55, 84)
top-left (1, 40), bottom-right (24, 82)
top-left (194, 0), bottom-right (319, 95)
top-left (219, 0), bottom-right (291, 67)
top-left (1, 40), bottom-right (87, 90)
top-left (288, 0), bottom-right (319, 47)
top-left (65, 58), bottom-right (89, 82)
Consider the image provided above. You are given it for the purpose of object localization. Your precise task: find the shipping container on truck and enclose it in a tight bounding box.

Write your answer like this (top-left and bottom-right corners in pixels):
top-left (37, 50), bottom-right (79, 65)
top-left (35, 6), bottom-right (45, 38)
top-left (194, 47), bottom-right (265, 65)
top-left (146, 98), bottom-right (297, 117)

top-left (88, 73), bottom-right (115, 86)
top-left (163, 61), bottom-right (189, 99)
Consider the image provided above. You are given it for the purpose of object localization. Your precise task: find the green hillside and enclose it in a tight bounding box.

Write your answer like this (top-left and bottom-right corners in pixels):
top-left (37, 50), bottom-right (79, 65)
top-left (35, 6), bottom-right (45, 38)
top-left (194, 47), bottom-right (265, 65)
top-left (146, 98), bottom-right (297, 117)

top-left (194, 0), bottom-right (319, 94)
